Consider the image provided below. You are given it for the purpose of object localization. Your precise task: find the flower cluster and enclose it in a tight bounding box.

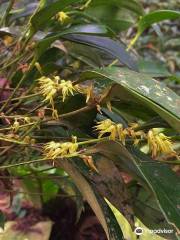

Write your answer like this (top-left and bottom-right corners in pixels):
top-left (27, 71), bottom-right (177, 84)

top-left (38, 76), bottom-right (77, 104)
top-left (38, 76), bottom-right (59, 107)
top-left (59, 80), bottom-right (77, 102)
top-left (43, 141), bottom-right (79, 159)
top-left (38, 76), bottom-right (78, 118)
top-left (43, 139), bottom-right (98, 172)
top-left (95, 119), bottom-right (128, 144)
top-left (147, 129), bottom-right (175, 158)
top-left (95, 119), bottom-right (176, 158)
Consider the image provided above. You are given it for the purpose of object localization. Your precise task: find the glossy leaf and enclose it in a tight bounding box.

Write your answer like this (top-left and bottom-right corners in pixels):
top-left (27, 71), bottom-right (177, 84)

top-left (138, 59), bottom-right (170, 77)
top-left (35, 24), bottom-right (109, 58)
top-left (80, 67), bottom-right (180, 131)
top-left (129, 146), bottom-right (180, 233)
top-left (63, 35), bottom-right (138, 70)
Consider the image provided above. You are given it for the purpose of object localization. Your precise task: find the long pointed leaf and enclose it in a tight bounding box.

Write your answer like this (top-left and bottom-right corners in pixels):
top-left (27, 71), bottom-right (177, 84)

top-left (80, 67), bottom-right (180, 131)
top-left (63, 35), bottom-right (138, 70)
top-left (60, 159), bottom-right (124, 240)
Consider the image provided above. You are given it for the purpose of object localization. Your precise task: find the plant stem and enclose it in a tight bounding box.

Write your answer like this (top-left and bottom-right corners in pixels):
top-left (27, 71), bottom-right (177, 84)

top-left (0, 59), bottom-right (36, 112)
top-left (0, 93), bottom-right (41, 104)
top-left (0, 0), bottom-right (15, 26)
top-left (0, 158), bottom-right (46, 169)
top-left (78, 137), bottom-right (108, 146)
top-left (0, 136), bottom-right (27, 145)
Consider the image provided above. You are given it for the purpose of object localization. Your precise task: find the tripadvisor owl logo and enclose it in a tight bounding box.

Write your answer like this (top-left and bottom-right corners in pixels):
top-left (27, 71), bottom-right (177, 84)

top-left (134, 227), bottom-right (144, 235)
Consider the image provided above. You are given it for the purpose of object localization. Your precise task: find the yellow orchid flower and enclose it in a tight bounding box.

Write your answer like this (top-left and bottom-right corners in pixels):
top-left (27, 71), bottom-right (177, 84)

top-left (59, 80), bottom-right (77, 102)
top-left (56, 11), bottom-right (70, 24)
top-left (44, 140), bottom-right (78, 159)
top-left (95, 119), bottom-right (117, 140)
top-left (77, 84), bottom-right (93, 103)
top-left (147, 129), bottom-right (175, 158)
top-left (38, 76), bottom-right (59, 106)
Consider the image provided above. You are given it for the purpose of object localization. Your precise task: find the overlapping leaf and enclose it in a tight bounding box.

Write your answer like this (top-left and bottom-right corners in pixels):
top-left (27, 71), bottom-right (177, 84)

top-left (63, 35), bottom-right (138, 70)
top-left (80, 67), bottom-right (180, 131)
top-left (35, 24), bottom-right (109, 58)
top-left (60, 159), bottom-right (124, 240)
top-left (96, 141), bottom-right (180, 238)
top-left (30, 0), bottom-right (81, 32)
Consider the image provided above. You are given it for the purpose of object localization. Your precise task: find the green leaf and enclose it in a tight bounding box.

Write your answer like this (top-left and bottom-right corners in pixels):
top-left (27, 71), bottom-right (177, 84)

top-left (80, 67), bottom-right (180, 131)
top-left (64, 35), bottom-right (138, 70)
top-left (129, 184), bottom-right (178, 240)
top-left (129, 10), bottom-right (180, 49)
top-left (129, 147), bottom-right (180, 234)
top-left (102, 20), bottom-right (133, 33)
top-left (42, 180), bottom-right (59, 202)
top-left (30, 0), bottom-right (81, 32)
top-left (138, 10), bottom-right (180, 34)
top-left (88, 0), bottom-right (144, 16)
top-left (138, 59), bottom-right (170, 77)
top-left (35, 24), bottom-right (108, 58)
top-left (60, 159), bottom-right (124, 240)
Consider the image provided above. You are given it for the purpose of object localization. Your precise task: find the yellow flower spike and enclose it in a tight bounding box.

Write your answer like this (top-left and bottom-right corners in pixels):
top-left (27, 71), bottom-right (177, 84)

top-left (38, 76), bottom-right (59, 106)
top-left (95, 119), bottom-right (117, 140)
top-left (43, 140), bottom-right (79, 160)
top-left (147, 130), bottom-right (158, 158)
top-left (156, 133), bottom-right (174, 154)
top-left (147, 129), bottom-right (175, 158)
top-left (59, 80), bottom-right (76, 102)
top-left (56, 11), bottom-right (70, 24)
